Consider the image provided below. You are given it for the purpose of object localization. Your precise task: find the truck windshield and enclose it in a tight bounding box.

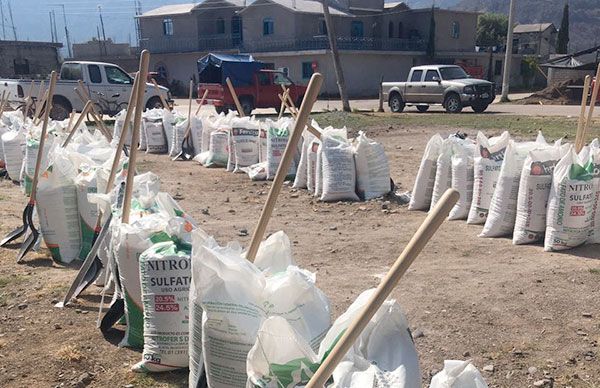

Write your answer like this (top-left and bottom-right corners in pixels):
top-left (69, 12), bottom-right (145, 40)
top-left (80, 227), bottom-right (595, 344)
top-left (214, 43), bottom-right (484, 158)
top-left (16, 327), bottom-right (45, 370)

top-left (439, 66), bottom-right (468, 80)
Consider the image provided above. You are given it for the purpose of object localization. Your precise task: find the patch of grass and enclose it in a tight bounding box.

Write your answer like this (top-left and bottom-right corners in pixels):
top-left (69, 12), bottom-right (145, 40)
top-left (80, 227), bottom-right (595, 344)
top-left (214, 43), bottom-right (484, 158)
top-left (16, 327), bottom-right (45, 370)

top-left (309, 111), bottom-right (597, 142)
top-left (0, 275), bottom-right (28, 288)
top-left (57, 345), bottom-right (85, 362)
top-left (126, 373), bottom-right (183, 388)
top-left (589, 268), bottom-right (600, 274)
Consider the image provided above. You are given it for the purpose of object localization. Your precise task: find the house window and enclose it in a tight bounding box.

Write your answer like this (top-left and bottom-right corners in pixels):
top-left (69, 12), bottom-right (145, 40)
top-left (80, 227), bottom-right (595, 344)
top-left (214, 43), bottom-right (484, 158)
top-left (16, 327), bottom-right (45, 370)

top-left (216, 18), bottom-right (225, 34)
top-left (263, 17), bottom-right (274, 35)
top-left (319, 19), bottom-right (327, 35)
top-left (88, 64), bottom-right (102, 83)
top-left (13, 59), bottom-right (29, 75)
top-left (398, 22), bottom-right (403, 38)
top-left (351, 21), bottom-right (363, 38)
top-left (451, 21), bottom-right (460, 39)
top-left (302, 62), bottom-right (314, 79)
top-left (163, 18), bottom-right (173, 36)
top-left (388, 22), bottom-right (394, 38)
top-left (494, 60), bottom-right (502, 76)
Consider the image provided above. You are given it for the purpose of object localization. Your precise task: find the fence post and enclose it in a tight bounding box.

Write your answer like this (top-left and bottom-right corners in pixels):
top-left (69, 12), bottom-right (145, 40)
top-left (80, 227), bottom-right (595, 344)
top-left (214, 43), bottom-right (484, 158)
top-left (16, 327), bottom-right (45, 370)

top-left (378, 75), bottom-right (384, 113)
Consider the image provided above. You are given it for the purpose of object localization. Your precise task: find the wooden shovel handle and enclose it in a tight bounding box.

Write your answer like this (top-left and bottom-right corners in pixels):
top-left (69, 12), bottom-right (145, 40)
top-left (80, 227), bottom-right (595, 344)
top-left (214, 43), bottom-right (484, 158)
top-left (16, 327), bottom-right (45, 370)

top-left (61, 101), bottom-right (93, 148)
top-left (226, 77), bottom-right (245, 117)
top-left (278, 93), bottom-right (321, 139)
top-left (305, 188), bottom-right (459, 388)
top-left (152, 79), bottom-right (170, 110)
top-left (29, 72), bottom-right (58, 203)
top-left (580, 64), bottom-right (600, 150)
top-left (195, 89), bottom-right (209, 116)
top-left (245, 73), bottom-right (323, 262)
top-left (121, 50), bottom-right (150, 224)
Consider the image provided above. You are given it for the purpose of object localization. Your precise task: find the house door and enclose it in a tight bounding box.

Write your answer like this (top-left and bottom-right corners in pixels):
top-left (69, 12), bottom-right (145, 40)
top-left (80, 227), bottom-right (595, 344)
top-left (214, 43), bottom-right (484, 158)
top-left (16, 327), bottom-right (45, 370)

top-left (232, 16), bottom-right (242, 46)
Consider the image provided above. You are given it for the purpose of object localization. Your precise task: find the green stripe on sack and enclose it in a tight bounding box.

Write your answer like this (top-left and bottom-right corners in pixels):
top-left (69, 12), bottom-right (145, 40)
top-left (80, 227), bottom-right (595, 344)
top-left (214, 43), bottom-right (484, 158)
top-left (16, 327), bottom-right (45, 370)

top-left (124, 290), bottom-right (145, 349)
top-left (78, 215), bottom-right (95, 261)
top-left (569, 161), bottom-right (594, 181)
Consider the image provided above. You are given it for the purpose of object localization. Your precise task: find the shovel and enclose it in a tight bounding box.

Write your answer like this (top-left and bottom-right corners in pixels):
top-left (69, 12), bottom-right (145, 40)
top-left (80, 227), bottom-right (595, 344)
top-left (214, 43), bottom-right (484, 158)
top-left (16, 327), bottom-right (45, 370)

top-left (173, 85), bottom-right (209, 161)
top-left (60, 73), bottom-right (142, 308)
top-left (15, 71), bottom-right (58, 263)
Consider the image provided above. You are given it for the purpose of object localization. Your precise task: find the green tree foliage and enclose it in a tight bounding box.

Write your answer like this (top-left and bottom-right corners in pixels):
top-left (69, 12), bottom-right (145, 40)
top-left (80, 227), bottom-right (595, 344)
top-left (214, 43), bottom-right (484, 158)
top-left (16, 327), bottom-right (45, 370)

top-left (476, 13), bottom-right (508, 47)
top-left (556, 3), bottom-right (569, 54)
top-left (426, 6), bottom-right (436, 58)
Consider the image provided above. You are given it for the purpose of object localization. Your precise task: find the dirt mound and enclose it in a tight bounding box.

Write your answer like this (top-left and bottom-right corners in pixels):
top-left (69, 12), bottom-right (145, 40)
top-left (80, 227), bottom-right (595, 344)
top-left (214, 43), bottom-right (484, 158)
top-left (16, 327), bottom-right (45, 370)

top-left (516, 80), bottom-right (577, 105)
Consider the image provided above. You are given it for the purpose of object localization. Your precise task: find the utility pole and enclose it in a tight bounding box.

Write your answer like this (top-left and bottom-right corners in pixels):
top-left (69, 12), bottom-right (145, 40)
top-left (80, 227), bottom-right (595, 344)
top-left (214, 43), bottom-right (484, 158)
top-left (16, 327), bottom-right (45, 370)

top-left (98, 5), bottom-right (107, 55)
top-left (7, 0), bottom-right (16, 40)
top-left (134, 0), bottom-right (142, 48)
top-left (59, 4), bottom-right (72, 58)
top-left (321, 0), bottom-right (350, 112)
top-left (49, 12), bottom-right (55, 42)
top-left (52, 10), bottom-right (59, 45)
top-left (97, 26), bottom-right (102, 56)
top-left (500, 0), bottom-right (515, 102)
top-left (0, 0), bottom-right (6, 40)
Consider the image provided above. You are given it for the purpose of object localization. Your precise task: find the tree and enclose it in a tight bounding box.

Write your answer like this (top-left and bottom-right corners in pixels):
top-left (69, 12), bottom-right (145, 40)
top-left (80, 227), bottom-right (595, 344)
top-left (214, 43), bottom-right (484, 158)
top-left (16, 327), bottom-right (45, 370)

top-left (321, 1), bottom-right (350, 112)
top-left (476, 13), bottom-right (508, 47)
top-left (556, 3), bottom-right (569, 54)
top-left (426, 5), bottom-right (435, 59)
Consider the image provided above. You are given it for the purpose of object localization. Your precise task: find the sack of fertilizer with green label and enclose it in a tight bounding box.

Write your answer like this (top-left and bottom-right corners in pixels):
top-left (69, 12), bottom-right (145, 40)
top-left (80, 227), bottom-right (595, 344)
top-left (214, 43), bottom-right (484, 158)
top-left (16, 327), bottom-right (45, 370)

top-left (132, 217), bottom-right (196, 373)
top-left (203, 126), bottom-right (230, 168)
top-left (230, 117), bottom-right (259, 172)
top-left (586, 146), bottom-right (600, 244)
top-left (353, 131), bottom-right (391, 200)
top-left (21, 128), bottom-right (57, 196)
top-left (247, 288), bottom-right (420, 388)
top-left (170, 114), bottom-right (188, 157)
top-left (480, 134), bottom-right (548, 238)
top-left (544, 146), bottom-right (595, 251)
top-left (448, 139), bottom-right (476, 220)
top-left (467, 131), bottom-right (510, 224)
top-left (36, 147), bottom-right (88, 263)
top-left (430, 360), bottom-right (488, 388)
top-left (266, 118), bottom-right (301, 180)
top-left (409, 133), bottom-right (444, 210)
top-left (114, 109), bottom-right (134, 147)
top-left (189, 230), bottom-right (331, 388)
top-left (513, 143), bottom-right (568, 245)
top-left (75, 165), bottom-right (109, 260)
top-left (293, 128), bottom-right (316, 189)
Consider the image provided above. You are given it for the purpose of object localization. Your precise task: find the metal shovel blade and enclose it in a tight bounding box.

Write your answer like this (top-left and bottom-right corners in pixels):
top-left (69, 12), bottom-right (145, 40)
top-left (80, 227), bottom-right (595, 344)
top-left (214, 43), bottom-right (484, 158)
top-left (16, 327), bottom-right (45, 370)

top-left (100, 298), bottom-right (125, 334)
top-left (58, 213), bottom-right (112, 307)
top-left (0, 202), bottom-right (32, 247)
top-left (16, 204), bottom-right (38, 263)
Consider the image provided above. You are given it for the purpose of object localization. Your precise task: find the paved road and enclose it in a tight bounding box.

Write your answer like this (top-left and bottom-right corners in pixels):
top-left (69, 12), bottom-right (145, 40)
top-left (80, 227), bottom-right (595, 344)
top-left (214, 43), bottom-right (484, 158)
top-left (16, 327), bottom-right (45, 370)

top-left (172, 93), bottom-right (598, 118)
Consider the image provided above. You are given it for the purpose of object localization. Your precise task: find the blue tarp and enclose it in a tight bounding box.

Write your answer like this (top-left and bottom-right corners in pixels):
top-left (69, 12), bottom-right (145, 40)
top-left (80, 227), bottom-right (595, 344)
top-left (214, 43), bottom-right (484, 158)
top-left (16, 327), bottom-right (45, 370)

top-left (197, 53), bottom-right (266, 86)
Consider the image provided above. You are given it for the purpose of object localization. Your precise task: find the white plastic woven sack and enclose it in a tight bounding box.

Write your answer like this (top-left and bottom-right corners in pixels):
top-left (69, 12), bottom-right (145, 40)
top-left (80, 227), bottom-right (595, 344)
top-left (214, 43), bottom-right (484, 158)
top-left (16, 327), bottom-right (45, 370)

top-left (448, 140), bottom-right (476, 220)
top-left (293, 131), bottom-right (312, 189)
top-left (226, 128), bottom-right (236, 172)
top-left (204, 127), bottom-right (229, 167)
top-left (513, 145), bottom-right (567, 245)
top-left (315, 142), bottom-right (323, 197)
top-left (353, 131), bottom-right (391, 200)
top-left (480, 135), bottom-right (547, 237)
top-left (247, 288), bottom-right (420, 388)
top-left (243, 161), bottom-right (267, 181)
top-left (431, 139), bottom-right (453, 209)
top-left (544, 147), bottom-right (594, 251)
top-left (75, 166), bottom-right (108, 260)
top-left (189, 231), bottom-right (331, 388)
top-left (258, 125), bottom-right (268, 163)
top-left (307, 137), bottom-right (320, 193)
top-left (467, 131), bottom-right (510, 224)
top-left (132, 218), bottom-right (196, 373)
top-left (36, 149), bottom-right (82, 263)
top-left (113, 109), bottom-right (133, 147)
top-left (409, 133), bottom-right (443, 210)
top-left (21, 131), bottom-right (55, 196)
top-left (430, 360), bottom-right (488, 388)
top-left (170, 115), bottom-right (187, 157)
top-left (162, 110), bottom-right (175, 154)
top-left (266, 119), bottom-right (291, 180)
top-left (230, 118), bottom-right (259, 172)
top-left (2, 129), bottom-right (25, 181)
top-left (189, 116), bottom-right (203, 158)
top-left (320, 135), bottom-right (359, 202)
top-left (143, 118), bottom-right (168, 154)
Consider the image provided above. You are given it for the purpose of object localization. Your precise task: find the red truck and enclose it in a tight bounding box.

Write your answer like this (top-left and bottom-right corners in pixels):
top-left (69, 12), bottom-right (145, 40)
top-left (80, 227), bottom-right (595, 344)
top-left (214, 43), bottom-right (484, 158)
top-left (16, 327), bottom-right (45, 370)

top-left (197, 53), bottom-right (307, 115)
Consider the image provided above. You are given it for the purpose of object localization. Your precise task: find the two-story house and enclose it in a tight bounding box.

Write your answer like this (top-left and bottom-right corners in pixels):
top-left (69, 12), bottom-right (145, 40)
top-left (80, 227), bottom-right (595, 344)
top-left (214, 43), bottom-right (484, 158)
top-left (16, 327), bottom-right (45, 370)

top-left (513, 23), bottom-right (557, 59)
top-left (137, 0), bottom-right (524, 96)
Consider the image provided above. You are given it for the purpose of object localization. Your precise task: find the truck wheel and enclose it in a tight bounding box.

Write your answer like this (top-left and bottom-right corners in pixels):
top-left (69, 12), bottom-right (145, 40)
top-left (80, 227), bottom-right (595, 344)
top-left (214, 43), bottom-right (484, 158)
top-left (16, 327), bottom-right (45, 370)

top-left (146, 96), bottom-right (163, 110)
top-left (389, 93), bottom-right (404, 113)
top-left (471, 102), bottom-right (489, 113)
top-left (50, 97), bottom-right (71, 121)
top-left (444, 93), bottom-right (462, 113)
top-left (239, 97), bottom-right (254, 116)
top-left (416, 105), bottom-right (429, 113)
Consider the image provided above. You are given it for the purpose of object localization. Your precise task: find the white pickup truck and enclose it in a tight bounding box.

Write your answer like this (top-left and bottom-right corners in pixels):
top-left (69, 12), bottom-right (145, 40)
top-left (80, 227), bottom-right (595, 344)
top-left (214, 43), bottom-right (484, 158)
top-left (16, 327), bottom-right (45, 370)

top-left (382, 65), bottom-right (495, 113)
top-left (0, 61), bottom-right (171, 120)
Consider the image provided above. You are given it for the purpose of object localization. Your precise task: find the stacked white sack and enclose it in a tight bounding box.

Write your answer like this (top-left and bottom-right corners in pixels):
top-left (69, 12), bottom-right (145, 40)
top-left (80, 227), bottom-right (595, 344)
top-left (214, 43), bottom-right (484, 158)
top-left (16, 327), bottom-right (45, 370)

top-left (409, 134), bottom-right (443, 210)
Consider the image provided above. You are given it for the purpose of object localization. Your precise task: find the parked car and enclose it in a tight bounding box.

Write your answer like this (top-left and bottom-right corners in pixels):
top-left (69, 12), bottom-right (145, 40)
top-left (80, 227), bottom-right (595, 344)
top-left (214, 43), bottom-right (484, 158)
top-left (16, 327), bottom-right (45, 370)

top-left (197, 53), bottom-right (307, 115)
top-left (0, 61), bottom-right (172, 120)
top-left (382, 65), bottom-right (495, 113)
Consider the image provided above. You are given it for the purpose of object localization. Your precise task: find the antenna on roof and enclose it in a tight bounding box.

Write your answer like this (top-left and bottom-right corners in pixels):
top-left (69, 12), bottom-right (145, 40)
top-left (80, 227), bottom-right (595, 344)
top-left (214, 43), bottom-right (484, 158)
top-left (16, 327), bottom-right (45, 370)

top-left (293, 0), bottom-right (296, 8)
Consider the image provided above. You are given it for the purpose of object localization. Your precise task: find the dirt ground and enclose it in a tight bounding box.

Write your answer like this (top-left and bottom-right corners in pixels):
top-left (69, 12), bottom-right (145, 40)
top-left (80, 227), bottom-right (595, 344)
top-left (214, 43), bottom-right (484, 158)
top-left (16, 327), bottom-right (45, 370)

top-left (1, 121), bottom-right (600, 388)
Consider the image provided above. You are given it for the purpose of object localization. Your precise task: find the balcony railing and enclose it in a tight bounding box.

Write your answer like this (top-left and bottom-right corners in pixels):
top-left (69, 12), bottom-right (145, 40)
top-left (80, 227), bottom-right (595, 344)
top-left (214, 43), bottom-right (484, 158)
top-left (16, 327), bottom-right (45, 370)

top-left (140, 35), bottom-right (426, 54)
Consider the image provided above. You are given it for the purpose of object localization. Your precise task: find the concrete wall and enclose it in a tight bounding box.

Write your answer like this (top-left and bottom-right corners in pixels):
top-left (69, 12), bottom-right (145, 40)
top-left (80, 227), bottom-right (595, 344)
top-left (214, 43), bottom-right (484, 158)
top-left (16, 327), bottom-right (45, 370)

top-left (196, 3), bottom-right (243, 36)
top-left (73, 40), bottom-right (131, 57)
top-left (433, 10), bottom-right (478, 53)
top-left (548, 68), bottom-right (594, 85)
top-left (139, 12), bottom-right (199, 52)
top-left (514, 29), bottom-right (557, 58)
top-left (0, 42), bottom-right (62, 78)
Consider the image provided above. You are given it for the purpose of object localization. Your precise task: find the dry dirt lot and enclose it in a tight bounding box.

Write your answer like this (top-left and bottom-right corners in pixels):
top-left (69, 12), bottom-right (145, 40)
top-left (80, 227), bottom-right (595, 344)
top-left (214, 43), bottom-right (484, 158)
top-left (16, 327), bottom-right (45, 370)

top-left (0, 114), bottom-right (599, 388)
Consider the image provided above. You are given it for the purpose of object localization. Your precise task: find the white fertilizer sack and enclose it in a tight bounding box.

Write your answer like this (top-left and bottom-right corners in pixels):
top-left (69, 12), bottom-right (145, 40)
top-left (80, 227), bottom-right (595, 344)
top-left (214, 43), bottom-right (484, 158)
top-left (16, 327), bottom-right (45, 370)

top-left (243, 161), bottom-right (267, 181)
top-left (448, 140), bottom-right (476, 220)
top-left (266, 119), bottom-right (292, 180)
top-left (353, 131), bottom-right (391, 200)
top-left (307, 138), bottom-right (320, 193)
top-left (544, 147), bottom-right (594, 251)
top-left (258, 125), bottom-right (267, 163)
top-left (226, 128), bottom-right (236, 172)
top-left (2, 129), bottom-right (25, 181)
top-left (143, 119), bottom-right (168, 154)
top-left (320, 135), bottom-right (359, 202)
top-left (481, 135), bottom-right (547, 238)
top-left (170, 116), bottom-right (188, 157)
top-left (513, 145), bottom-right (568, 245)
top-left (75, 166), bottom-right (108, 260)
top-left (430, 360), bottom-right (488, 388)
top-left (467, 131), bottom-right (510, 224)
top-left (292, 132), bottom-right (310, 189)
top-left (431, 138), bottom-right (453, 210)
top-left (204, 128), bottom-right (230, 167)
top-left (231, 118), bottom-right (259, 172)
top-left (113, 109), bottom-right (133, 147)
top-left (409, 133), bottom-right (443, 210)
top-left (189, 116), bottom-right (203, 158)
top-left (315, 142), bottom-right (323, 197)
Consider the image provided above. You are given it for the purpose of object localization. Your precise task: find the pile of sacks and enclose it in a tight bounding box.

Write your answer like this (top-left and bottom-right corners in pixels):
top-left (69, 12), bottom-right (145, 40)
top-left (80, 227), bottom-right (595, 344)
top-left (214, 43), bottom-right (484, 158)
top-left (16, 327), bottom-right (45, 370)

top-left (0, 110), bottom-right (124, 264)
top-left (190, 113), bottom-right (392, 202)
top-left (409, 130), bottom-right (600, 251)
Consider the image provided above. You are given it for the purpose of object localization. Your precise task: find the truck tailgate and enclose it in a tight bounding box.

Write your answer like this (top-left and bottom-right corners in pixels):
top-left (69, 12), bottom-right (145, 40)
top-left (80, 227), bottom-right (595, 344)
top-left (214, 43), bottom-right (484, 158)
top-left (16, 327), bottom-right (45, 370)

top-left (198, 83), bottom-right (226, 106)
